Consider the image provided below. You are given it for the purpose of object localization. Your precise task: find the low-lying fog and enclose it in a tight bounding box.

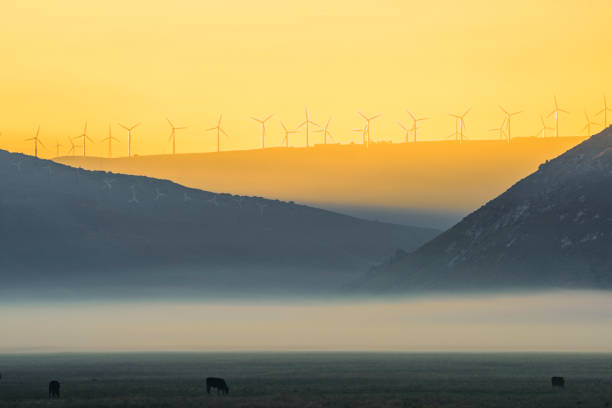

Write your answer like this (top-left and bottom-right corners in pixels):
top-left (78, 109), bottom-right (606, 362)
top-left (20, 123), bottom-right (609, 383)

top-left (2, 291), bottom-right (611, 352)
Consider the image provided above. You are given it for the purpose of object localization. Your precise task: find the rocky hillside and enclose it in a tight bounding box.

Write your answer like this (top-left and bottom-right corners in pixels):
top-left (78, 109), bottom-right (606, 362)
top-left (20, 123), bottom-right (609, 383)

top-left (364, 127), bottom-right (612, 292)
top-left (0, 150), bottom-right (438, 299)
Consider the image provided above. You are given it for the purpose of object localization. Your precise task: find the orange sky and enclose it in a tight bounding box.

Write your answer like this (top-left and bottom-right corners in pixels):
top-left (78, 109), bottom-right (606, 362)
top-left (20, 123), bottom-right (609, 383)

top-left (1, 0), bottom-right (611, 158)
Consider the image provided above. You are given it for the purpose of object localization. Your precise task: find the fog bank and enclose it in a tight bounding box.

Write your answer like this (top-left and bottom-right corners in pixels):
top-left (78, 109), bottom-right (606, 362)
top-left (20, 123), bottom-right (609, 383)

top-left (1, 291), bottom-right (611, 352)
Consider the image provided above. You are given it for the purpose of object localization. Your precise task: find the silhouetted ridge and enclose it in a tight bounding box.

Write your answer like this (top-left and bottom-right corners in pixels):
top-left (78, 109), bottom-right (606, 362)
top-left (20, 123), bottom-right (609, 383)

top-left (0, 150), bottom-right (437, 299)
top-left (365, 127), bottom-right (612, 292)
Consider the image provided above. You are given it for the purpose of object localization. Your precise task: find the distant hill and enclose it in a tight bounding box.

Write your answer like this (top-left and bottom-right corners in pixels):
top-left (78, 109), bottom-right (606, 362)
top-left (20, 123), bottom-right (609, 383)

top-left (363, 128), bottom-right (612, 293)
top-left (55, 137), bottom-right (586, 229)
top-left (0, 150), bottom-right (437, 299)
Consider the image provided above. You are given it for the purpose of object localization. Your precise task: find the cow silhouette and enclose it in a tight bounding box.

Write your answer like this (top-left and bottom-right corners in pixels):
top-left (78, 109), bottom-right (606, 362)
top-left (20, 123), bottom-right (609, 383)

top-left (48, 380), bottom-right (60, 398)
top-left (206, 377), bottom-right (229, 395)
top-left (551, 376), bottom-right (565, 388)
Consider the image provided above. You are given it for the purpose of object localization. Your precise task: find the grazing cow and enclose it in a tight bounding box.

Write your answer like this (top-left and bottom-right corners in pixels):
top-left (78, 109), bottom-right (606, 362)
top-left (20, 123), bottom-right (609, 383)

top-left (206, 377), bottom-right (229, 395)
top-left (48, 380), bottom-right (60, 399)
top-left (551, 376), bottom-right (565, 388)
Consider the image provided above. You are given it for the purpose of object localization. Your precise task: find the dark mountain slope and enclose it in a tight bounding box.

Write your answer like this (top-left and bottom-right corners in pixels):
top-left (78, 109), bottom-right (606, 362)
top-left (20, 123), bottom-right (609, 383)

top-left (0, 150), bottom-right (438, 299)
top-left (365, 127), bottom-right (612, 292)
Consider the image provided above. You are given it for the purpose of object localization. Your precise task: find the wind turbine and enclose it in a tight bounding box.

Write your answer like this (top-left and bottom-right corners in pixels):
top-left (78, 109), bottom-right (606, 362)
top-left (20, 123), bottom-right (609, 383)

top-left (315, 117), bottom-right (334, 144)
top-left (352, 125), bottom-right (368, 145)
top-left (582, 111), bottom-right (600, 136)
top-left (489, 117), bottom-right (507, 140)
top-left (449, 108), bottom-right (471, 144)
top-left (206, 115), bottom-right (228, 153)
top-left (24, 125), bottom-right (45, 158)
top-left (67, 137), bottom-right (79, 155)
top-left (167, 118), bottom-right (187, 155)
top-left (548, 96), bottom-right (569, 137)
top-left (119, 122), bottom-right (141, 157)
top-left (499, 106), bottom-right (521, 143)
top-left (358, 112), bottom-right (381, 147)
top-left (596, 95), bottom-right (612, 128)
top-left (280, 121), bottom-right (298, 148)
top-left (406, 111), bottom-right (428, 142)
top-left (297, 109), bottom-right (320, 147)
top-left (74, 122), bottom-right (93, 157)
top-left (101, 124), bottom-right (120, 158)
top-left (535, 115), bottom-right (554, 138)
top-left (55, 140), bottom-right (63, 157)
top-left (251, 114), bottom-right (273, 149)
top-left (398, 122), bottom-right (411, 143)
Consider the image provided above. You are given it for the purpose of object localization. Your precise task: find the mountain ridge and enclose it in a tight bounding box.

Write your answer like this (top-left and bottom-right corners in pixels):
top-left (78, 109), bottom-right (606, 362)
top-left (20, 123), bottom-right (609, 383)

top-left (0, 149), bottom-right (437, 299)
top-left (363, 128), bottom-right (612, 293)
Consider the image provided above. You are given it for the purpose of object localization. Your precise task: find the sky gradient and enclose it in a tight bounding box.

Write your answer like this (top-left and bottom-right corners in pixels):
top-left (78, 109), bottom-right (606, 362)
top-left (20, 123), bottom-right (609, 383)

top-left (1, 0), bottom-right (611, 158)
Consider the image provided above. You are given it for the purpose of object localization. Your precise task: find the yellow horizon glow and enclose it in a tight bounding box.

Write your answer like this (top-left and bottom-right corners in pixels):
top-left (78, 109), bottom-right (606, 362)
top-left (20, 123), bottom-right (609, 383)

top-left (1, 0), bottom-right (611, 158)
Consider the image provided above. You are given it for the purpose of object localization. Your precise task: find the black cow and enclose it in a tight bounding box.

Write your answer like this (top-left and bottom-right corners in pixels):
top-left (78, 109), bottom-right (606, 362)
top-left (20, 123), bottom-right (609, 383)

top-left (551, 376), bottom-right (565, 388)
top-left (206, 377), bottom-right (229, 395)
top-left (48, 380), bottom-right (61, 399)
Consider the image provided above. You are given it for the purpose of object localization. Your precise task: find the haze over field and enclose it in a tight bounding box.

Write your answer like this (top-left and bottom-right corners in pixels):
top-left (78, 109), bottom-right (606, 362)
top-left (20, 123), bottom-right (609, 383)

top-left (2, 292), bottom-right (611, 352)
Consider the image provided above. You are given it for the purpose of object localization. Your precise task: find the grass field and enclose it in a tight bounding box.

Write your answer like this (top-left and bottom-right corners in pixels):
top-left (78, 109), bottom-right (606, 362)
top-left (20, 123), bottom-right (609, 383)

top-left (0, 353), bottom-right (611, 407)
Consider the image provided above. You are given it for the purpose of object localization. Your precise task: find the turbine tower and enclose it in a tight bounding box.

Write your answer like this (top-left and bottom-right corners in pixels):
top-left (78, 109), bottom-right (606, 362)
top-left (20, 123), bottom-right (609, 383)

top-left (67, 137), bottom-right (79, 155)
top-left (449, 108), bottom-right (471, 144)
top-left (352, 126), bottom-right (368, 145)
top-left (582, 111), bottom-right (600, 136)
top-left (315, 117), bottom-right (334, 144)
top-left (119, 122), bottom-right (141, 158)
top-left (55, 140), bottom-right (63, 156)
top-left (358, 112), bottom-right (381, 147)
top-left (398, 122), bottom-right (411, 143)
top-left (535, 115), bottom-right (554, 138)
top-left (548, 96), bottom-right (569, 137)
top-left (24, 125), bottom-right (45, 158)
top-left (280, 121), bottom-right (298, 148)
top-left (74, 122), bottom-right (94, 157)
top-left (499, 106), bottom-right (521, 143)
top-left (406, 111), bottom-right (428, 142)
top-left (596, 95), bottom-right (612, 128)
top-left (251, 114), bottom-right (273, 149)
top-left (206, 115), bottom-right (228, 153)
top-left (489, 117), bottom-right (507, 140)
top-left (297, 109), bottom-right (320, 147)
top-left (167, 118), bottom-right (187, 155)
top-left (101, 124), bottom-right (120, 158)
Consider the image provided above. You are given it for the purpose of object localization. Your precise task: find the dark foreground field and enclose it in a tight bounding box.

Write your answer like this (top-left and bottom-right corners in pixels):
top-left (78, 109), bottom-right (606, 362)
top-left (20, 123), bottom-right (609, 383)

top-left (0, 353), bottom-right (611, 407)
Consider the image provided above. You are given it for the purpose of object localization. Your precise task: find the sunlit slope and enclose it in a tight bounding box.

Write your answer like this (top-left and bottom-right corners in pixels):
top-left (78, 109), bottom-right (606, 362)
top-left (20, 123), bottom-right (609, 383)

top-left (365, 128), bottom-right (612, 293)
top-left (56, 137), bottom-right (585, 228)
top-left (0, 150), bottom-right (438, 299)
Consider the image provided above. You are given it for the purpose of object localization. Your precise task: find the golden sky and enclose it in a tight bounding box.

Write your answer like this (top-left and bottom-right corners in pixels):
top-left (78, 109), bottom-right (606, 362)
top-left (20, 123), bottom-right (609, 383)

top-left (1, 0), bottom-right (611, 157)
